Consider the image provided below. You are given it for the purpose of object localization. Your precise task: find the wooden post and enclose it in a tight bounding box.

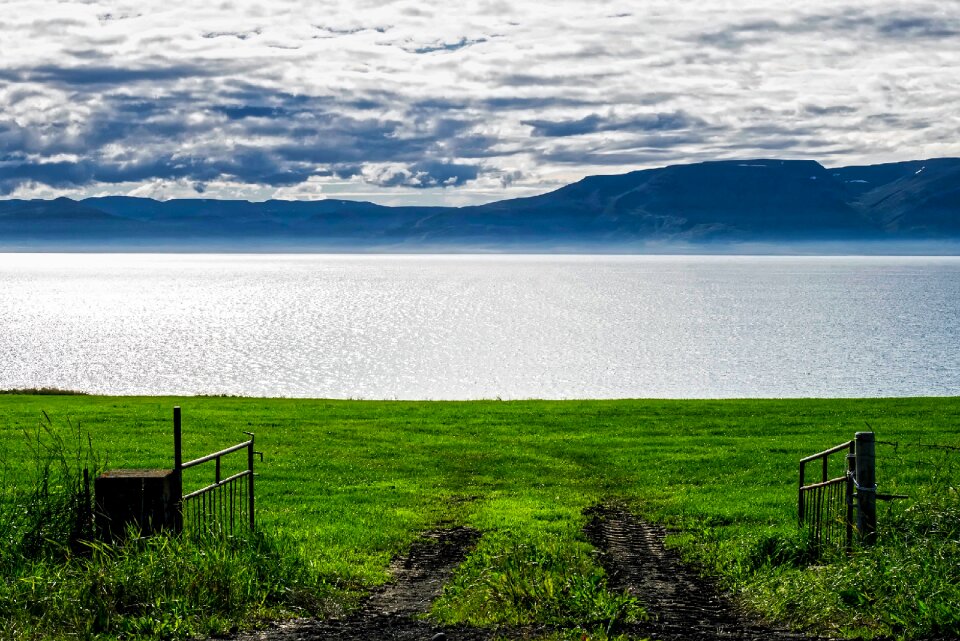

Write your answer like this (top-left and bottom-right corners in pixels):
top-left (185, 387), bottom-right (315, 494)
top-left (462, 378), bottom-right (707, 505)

top-left (855, 431), bottom-right (876, 545)
top-left (172, 406), bottom-right (183, 533)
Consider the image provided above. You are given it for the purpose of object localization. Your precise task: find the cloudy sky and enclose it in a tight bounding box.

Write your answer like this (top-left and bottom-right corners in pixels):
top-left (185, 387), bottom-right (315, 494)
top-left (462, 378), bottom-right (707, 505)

top-left (2, 1), bottom-right (959, 205)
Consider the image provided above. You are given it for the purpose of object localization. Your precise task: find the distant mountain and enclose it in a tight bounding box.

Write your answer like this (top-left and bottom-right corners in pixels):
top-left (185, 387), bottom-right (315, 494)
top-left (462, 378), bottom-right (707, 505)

top-left (2, 158), bottom-right (958, 251)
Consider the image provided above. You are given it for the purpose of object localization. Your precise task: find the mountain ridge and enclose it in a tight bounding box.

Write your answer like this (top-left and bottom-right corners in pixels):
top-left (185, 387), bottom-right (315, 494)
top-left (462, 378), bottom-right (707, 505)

top-left (2, 157), bottom-right (958, 251)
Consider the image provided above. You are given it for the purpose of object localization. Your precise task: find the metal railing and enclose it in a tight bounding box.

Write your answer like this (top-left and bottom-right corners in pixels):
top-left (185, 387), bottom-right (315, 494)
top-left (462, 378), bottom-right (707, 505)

top-left (799, 439), bottom-right (854, 551)
top-left (173, 407), bottom-right (262, 535)
top-left (799, 432), bottom-right (881, 553)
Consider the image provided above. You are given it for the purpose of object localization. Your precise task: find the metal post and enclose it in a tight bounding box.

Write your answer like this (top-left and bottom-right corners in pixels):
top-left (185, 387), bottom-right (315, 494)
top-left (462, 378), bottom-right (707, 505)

top-left (845, 446), bottom-right (855, 551)
top-left (798, 460), bottom-right (806, 526)
top-left (173, 406), bottom-right (183, 533)
top-left (855, 431), bottom-right (876, 545)
top-left (247, 435), bottom-right (255, 531)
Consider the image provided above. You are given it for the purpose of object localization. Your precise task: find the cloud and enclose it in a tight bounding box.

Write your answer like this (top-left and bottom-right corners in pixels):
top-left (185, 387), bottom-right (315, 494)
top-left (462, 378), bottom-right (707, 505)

top-left (696, 7), bottom-right (960, 51)
top-left (17, 62), bottom-right (228, 87)
top-left (1, 1), bottom-right (959, 204)
top-left (524, 111), bottom-right (706, 138)
top-left (364, 160), bottom-right (480, 188)
top-left (410, 36), bottom-right (488, 54)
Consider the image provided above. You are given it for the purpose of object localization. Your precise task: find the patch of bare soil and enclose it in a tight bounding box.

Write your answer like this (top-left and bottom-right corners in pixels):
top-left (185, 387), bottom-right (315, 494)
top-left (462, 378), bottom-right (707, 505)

top-left (583, 504), bottom-right (826, 641)
top-left (226, 525), bottom-right (508, 641)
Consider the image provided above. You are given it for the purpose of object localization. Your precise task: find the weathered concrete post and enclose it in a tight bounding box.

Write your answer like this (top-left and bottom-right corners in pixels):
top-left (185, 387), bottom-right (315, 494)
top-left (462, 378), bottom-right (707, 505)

top-left (94, 469), bottom-right (179, 541)
top-left (855, 431), bottom-right (876, 545)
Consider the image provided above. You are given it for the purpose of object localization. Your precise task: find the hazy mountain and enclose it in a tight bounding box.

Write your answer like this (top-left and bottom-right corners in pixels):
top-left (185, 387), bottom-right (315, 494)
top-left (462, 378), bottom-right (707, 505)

top-left (1, 158), bottom-right (958, 251)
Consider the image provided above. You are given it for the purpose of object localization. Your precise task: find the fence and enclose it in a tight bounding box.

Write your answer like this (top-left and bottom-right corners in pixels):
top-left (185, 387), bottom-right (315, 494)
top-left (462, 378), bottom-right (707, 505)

top-left (173, 407), bottom-right (262, 535)
top-left (799, 431), bottom-right (875, 552)
top-left (799, 439), bottom-right (854, 551)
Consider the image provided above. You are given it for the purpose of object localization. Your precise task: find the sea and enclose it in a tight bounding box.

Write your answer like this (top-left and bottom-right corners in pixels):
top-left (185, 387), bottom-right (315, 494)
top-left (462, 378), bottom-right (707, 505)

top-left (1, 253), bottom-right (958, 399)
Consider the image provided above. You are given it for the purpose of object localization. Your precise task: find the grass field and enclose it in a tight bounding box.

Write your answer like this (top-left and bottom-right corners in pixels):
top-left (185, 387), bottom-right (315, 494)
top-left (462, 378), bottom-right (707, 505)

top-left (1, 395), bottom-right (959, 639)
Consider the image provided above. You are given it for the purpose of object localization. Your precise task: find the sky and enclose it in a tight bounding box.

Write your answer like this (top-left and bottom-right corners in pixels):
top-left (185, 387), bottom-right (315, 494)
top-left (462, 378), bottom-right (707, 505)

top-left (1, 1), bottom-right (959, 206)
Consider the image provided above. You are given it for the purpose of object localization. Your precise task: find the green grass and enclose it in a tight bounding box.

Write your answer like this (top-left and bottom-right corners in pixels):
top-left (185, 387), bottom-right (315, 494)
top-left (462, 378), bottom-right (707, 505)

top-left (431, 529), bottom-right (645, 633)
top-left (1, 395), bottom-right (959, 639)
top-left (0, 528), bottom-right (330, 641)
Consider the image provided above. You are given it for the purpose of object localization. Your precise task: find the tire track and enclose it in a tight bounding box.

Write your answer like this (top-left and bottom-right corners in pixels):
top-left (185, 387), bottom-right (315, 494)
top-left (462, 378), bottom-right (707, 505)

top-left (229, 526), bottom-right (493, 641)
top-left (583, 504), bottom-right (823, 641)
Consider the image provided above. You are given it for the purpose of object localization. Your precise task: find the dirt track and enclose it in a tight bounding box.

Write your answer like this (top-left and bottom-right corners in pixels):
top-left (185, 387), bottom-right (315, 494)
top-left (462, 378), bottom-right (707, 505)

top-left (225, 506), bottom-right (828, 641)
top-left (582, 504), bottom-right (821, 641)
top-left (228, 525), bottom-right (500, 641)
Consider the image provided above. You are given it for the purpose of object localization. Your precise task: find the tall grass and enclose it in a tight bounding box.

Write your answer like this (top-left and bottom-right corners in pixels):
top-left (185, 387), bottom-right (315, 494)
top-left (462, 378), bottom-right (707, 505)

top-left (0, 528), bottom-right (329, 641)
top-left (0, 414), bottom-right (332, 641)
top-left (0, 412), bottom-right (100, 569)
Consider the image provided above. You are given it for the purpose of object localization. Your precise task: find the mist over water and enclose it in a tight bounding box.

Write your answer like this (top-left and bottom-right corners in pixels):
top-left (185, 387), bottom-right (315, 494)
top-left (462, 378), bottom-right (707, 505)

top-left (2, 253), bottom-right (958, 399)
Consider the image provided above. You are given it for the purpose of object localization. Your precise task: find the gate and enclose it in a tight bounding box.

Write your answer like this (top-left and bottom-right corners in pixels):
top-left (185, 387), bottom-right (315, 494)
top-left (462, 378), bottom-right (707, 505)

top-left (173, 407), bottom-right (262, 535)
top-left (799, 431), bottom-right (881, 552)
top-left (799, 439), bottom-right (855, 551)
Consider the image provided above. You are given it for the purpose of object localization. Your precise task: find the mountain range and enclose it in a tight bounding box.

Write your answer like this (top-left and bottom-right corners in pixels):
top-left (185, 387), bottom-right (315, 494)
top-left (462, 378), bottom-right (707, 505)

top-left (2, 157), bottom-right (959, 251)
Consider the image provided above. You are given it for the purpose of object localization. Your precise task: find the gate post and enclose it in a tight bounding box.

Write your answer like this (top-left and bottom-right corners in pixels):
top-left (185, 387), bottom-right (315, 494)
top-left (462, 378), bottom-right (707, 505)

top-left (855, 431), bottom-right (876, 545)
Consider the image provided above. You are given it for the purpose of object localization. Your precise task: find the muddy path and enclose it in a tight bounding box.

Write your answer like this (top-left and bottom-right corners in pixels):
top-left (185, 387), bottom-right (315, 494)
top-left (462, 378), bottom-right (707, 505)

top-left (583, 504), bottom-right (823, 641)
top-left (228, 506), bottom-right (829, 641)
top-left (228, 525), bottom-right (508, 641)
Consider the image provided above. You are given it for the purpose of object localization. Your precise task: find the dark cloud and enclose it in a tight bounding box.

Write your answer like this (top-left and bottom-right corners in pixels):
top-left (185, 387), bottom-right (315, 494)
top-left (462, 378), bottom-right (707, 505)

top-left (541, 147), bottom-right (675, 166)
top-left (311, 25), bottom-right (388, 37)
top-left (802, 104), bottom-right (858, 116)
top-left (479, 96), bottom-right (609, 110)
top-left (524, 111), bottom-right (706, 138)
top-left (498, 71), bottom-right (618, 87)
top-left (0, 77), bottom-right (497, 194)
top-left (697, 19), bottom-right (783, 50)
top-left (202, 29), bottom-right (261, 40)
top-left (499, 169), bottom-right (523, 188)
top-left (369, 160), bottom-right (480, 188)
top-left (411, 37), bottom-right (487, 54)
top-left (696, 9), bottom-right (960, 51)
top-left (214, 105), bottom-right (291, 120)
top-left (14, 63), bottom-right (225, 87)
top-left (877, 16), bottom-right (960, 38)
top-left (0, 148), bottom-right (317, 195)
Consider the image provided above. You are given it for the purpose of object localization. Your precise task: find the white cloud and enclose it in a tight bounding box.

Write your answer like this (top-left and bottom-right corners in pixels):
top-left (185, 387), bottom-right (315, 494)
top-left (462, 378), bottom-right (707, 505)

top-left (1, 0), bottom-right (958, 203)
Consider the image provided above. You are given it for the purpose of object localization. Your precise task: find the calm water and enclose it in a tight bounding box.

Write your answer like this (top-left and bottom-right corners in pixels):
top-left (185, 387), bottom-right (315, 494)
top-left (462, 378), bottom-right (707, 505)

top-left (1, 253), bottom-right (958, 399)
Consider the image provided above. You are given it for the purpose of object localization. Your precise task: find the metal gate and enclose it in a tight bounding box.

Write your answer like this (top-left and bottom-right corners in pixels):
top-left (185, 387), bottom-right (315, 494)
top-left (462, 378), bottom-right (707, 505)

top-left (799, 439), bottom-right (855, 551)
top-left (173, 407), bottom-right (262, 535)
top-left (799, 431), bottom-right (879, 552)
